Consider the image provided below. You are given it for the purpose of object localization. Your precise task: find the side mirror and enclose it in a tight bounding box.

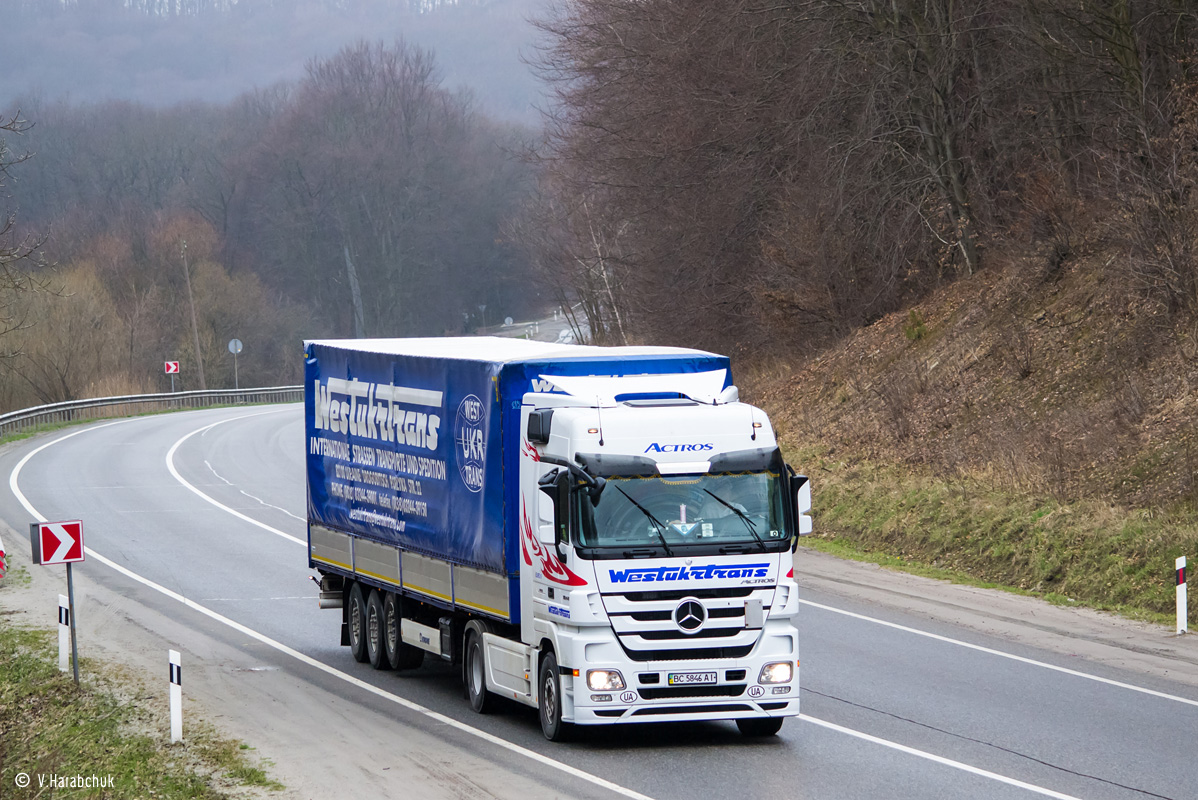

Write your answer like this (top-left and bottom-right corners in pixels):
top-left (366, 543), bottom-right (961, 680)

top-left (794, 475), bottom-right (812, 538)
top-left (538, 468), bottom-right (570, 559)
top-left (527, 409), bottom-right (554, 444)
top-left (587, 476), bottom-right (606, 505)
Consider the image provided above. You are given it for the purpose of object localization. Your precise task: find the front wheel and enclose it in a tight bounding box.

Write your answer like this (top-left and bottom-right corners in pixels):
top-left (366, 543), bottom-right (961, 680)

top-left (465, 631), bottom-right (492, 714)
top-left (538, 651), bottom-right (571, 742)
top-left (736, 717), bottom-right (784, 737)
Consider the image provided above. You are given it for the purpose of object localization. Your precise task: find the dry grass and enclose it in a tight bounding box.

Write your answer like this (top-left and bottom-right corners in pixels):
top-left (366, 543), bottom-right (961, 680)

top-left (742, 249), bottom-right (1198, 619)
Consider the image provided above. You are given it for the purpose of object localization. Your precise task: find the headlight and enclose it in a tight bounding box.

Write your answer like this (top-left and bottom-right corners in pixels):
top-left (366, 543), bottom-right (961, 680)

top-left (758, 661), bottom-right (793, 684)
top-left (586, 669), bottom-right (626, 691)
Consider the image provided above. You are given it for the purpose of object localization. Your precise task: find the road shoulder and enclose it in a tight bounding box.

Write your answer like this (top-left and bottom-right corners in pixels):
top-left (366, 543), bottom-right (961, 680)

top-left (797, 546), bottom-right (1198, 689)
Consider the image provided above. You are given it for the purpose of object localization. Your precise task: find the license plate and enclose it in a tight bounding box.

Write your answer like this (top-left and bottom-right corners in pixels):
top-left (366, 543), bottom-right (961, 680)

top-left (667, 671), bottom-right (718, 686)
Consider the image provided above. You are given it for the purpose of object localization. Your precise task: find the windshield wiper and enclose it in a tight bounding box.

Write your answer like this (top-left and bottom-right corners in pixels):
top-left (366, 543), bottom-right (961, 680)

top-left (614, 486), bottom-right (674, 557)
top-left (703, 489), bottom-right (768, 552)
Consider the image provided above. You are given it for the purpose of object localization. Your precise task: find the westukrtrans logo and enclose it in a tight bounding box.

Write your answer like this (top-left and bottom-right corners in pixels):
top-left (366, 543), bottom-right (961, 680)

top-left (609, 563), bottom-right (770, 583)
top-left (456, 394), bottom-right (486, 492)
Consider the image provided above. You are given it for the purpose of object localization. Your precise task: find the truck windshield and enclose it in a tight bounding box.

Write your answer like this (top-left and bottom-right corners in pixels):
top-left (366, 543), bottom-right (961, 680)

top-left (575, 471), bottom-right (789, 553)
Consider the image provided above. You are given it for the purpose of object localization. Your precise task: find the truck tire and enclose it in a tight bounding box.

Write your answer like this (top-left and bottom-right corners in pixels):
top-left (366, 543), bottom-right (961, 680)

top-left (365, 589), bottom-right (391, 670)
top-left (736, 717), bottom-right (784, 737)
top-left (538, 650), bottom-right (571, 742)
top-left (347, 582), bottom-right (369, 663)
top-left (465, 631), bottom-right (492, 714)
top-left (382, 592), bottom-right (424, 671)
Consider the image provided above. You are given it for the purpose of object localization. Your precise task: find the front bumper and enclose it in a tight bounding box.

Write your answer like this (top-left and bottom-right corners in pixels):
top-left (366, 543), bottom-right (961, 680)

top-left (564, 621), bottom-right (800, 725)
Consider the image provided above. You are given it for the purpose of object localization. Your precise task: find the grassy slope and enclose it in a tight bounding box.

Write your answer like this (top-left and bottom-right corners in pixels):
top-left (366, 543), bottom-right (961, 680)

top-left (746, 256), bottom-right (1198, 622)
top-left (0, 615), bottom-right (282, 799)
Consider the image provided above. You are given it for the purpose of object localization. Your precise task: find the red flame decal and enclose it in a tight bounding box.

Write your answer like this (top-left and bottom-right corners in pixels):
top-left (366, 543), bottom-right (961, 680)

top-left (522, 439), bottom-right (541, 462)
top-left (521, 500), bottom-right (588, 586)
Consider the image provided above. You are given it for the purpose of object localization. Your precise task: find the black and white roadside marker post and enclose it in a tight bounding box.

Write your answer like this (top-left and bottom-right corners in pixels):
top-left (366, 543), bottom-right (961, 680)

top-left (30, 520), bottom-right (84, 687)
top-left (169, 650), bottom-right (183, 743)
top-left (1178, 556), bottom-right (1188, 636)
top-left (58, 594), bottom-right (71, 673)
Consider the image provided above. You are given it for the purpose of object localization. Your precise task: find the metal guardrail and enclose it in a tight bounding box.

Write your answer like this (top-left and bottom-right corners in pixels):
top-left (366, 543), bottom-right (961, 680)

top-left (0, 386), bottom-right (303, 437)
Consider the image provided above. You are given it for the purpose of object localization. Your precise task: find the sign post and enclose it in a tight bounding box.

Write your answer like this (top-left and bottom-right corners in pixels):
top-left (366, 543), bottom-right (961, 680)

top-left (31, 520), bottom-right (85, 686)
top-left (165, 361), bottom-right (180, 393)
top-left (228, 339), bottom-right (243, 390)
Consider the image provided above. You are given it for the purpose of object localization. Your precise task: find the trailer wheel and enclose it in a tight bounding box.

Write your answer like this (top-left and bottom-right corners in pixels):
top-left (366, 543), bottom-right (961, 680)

top-left (365, 589), bottom-right (391, 670)
top-left (465, 631), bottom-right (492, 714)
top-left (382, 592), bottom-right (424, 671)
top-left (347, 582), bottom-right (369, 663)
top-left (538, 651), bottom-right (571, 742)
top-left (736, 717), bottom-right (784, 737)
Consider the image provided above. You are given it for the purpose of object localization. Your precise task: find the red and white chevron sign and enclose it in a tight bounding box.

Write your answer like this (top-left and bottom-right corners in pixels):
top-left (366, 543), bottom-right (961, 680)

top-left (30, 520), bottom-right (85, 565)
top-left (0, 530), bottom-right (7, 579)
top-left (165, 361), bottom-right (180, 374)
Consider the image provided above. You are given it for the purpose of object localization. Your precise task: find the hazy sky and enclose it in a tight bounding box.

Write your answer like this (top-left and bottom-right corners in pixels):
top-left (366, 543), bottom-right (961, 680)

top-left (2, 0), bottom-right (551, 124)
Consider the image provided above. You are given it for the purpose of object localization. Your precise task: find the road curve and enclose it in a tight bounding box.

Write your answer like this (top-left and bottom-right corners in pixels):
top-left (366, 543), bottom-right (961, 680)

top-left (2, 405), bottom-right (1196, 800)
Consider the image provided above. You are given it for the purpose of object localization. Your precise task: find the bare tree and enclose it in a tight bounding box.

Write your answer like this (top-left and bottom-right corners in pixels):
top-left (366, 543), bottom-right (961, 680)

top-left (0, 112), bottom-right (49, 347)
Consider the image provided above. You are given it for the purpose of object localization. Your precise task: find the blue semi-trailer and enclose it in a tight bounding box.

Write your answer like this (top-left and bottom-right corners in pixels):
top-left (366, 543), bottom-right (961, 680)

top-left (305, 337), bottom-right (811, 740)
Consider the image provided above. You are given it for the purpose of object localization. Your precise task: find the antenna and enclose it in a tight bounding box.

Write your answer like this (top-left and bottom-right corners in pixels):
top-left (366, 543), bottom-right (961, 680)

top-left (749, 407), bottom-right (757, 441)
top-left (596, 396), bottom-right (605, 446)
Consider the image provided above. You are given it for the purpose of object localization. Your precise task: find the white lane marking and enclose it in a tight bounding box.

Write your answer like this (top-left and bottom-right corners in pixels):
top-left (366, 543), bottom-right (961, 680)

top-left (801, 599), bottom-right (1198, 708)
top-left (800, 715), bottom-right (1083, 800)
top-left (200, 597), bottom-right (313, 602)
top-left (164, 411), bottom-right (305, 547)
top-left (205, 460), bottom-right (306, 522)
top-left (9, 415), bottom-right (656, 800)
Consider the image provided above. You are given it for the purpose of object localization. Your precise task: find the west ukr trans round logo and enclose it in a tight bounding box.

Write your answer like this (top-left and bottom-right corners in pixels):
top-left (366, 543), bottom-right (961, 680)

top-left (455, 394), bottom-right (486, 492)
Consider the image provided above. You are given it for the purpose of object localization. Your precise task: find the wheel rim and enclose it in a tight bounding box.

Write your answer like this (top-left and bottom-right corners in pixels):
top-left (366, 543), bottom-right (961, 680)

top-left (542, 670), bottom-right (557, 729)
top-left (470, 642), bottom-right (484, 697)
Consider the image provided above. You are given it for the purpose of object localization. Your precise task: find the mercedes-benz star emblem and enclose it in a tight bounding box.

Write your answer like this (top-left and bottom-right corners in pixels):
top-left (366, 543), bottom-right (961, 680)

top-left (673, 598), bottom-right (707, 634)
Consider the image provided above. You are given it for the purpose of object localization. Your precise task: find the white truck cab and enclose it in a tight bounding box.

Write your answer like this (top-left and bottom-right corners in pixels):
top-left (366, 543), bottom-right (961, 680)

top-left (512, 370), bottom-right (811, 739)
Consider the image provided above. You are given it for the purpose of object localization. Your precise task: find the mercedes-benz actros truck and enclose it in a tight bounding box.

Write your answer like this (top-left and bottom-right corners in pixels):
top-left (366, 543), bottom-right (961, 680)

top-left (305, 337), bottom-right (812, 740)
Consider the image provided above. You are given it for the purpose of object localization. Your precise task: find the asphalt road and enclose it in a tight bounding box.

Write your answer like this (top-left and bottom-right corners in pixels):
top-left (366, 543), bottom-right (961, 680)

top-left (2, 404), bottom-right (1196, 800)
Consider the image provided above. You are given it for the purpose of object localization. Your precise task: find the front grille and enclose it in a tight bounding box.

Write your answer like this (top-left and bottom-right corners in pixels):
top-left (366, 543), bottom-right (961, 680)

top-left (638, 685), bottom-right (746, 700)
top-left (602, 586), bottom-right (774, 660)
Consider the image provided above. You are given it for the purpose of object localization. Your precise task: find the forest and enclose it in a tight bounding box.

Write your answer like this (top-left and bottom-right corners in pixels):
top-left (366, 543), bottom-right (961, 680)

top-left (528, 0), bottom-right (1198, 356)
top-left (1, 38), bottom-right (535, 408)
top-left (5, 1), bottom-right (1197, 392)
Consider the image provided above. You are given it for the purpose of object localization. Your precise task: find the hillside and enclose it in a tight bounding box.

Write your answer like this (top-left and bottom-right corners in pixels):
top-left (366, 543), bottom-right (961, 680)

top-left (748, 252), bottom-right (1198, 620)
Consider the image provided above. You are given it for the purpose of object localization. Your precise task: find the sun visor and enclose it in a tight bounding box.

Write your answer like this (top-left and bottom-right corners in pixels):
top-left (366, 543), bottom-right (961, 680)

top-left (539, 370), bottom-right (729, 406)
